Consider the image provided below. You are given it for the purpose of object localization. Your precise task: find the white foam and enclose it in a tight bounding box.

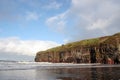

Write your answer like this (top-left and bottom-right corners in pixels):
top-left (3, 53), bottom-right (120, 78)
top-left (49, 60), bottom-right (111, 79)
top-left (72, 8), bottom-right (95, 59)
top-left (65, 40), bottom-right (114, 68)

top-left (0, 61), bottom-right (120, 70)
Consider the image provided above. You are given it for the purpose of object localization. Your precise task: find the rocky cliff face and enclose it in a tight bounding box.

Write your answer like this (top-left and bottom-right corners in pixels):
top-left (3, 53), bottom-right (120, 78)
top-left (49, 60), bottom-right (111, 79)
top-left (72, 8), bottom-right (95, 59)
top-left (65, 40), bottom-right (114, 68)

top-left (35, 33), bottom-right (120, 64)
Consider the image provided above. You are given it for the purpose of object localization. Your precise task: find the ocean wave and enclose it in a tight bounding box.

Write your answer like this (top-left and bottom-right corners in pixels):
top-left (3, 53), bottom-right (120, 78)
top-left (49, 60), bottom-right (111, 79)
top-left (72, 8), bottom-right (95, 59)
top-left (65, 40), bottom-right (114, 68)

top-left (0, 61), bottom-right (120, 70)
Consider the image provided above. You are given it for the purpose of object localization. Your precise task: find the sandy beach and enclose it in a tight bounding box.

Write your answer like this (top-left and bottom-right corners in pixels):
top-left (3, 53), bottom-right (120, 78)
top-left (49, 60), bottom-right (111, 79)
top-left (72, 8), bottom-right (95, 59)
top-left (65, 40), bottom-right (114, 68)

top-left (0, 62), bottom-right (120, 80)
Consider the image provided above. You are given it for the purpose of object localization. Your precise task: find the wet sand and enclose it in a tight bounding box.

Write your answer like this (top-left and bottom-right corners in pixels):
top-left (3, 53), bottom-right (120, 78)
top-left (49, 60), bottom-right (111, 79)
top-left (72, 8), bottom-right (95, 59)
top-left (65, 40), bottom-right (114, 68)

top-left (0, 64), bottom-right (120, 80)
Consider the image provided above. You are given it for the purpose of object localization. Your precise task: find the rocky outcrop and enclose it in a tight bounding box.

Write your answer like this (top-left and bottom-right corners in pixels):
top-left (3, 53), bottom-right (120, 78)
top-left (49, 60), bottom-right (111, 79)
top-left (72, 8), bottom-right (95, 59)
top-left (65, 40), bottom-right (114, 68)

top-left (35, 33), bottom-right (120, 64)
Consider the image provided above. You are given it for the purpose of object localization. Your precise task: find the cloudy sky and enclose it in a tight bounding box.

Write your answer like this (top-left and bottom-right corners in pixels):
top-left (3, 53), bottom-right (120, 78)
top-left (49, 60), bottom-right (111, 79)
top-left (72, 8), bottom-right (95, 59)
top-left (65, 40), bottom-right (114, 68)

top-left (0, 0), bottom-right (120, 61)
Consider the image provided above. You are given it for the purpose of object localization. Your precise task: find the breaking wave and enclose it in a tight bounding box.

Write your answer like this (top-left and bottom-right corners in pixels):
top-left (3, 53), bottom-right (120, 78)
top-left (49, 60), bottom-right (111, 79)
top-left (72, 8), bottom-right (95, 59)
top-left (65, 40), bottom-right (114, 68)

top-left (0, 60), bottom-right (120, 70)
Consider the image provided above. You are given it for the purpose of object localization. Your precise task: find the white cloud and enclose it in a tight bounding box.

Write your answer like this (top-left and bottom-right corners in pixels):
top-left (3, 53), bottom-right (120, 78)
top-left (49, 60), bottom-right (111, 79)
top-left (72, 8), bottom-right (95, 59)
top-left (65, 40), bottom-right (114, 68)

top-left (87, 19), bottom-right (110, 30)
top-left (0, 37), bottom-right (60, 57)
top-left (25, 12), bottom-right (40, 21)
top-left (46, 0), bottom-right (120, 41)
top-left (46, 12), bottom-right (67, 32)
top-left (44, 1), bottom-right (62, 9)
top-left (71, 0), bottom-right (120, 29)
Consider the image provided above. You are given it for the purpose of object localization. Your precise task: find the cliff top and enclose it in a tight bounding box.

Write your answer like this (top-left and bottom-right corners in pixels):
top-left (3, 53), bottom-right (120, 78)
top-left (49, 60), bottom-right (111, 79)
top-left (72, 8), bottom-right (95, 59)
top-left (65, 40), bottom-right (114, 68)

top-left (37, 32), bottom-right (120, 54)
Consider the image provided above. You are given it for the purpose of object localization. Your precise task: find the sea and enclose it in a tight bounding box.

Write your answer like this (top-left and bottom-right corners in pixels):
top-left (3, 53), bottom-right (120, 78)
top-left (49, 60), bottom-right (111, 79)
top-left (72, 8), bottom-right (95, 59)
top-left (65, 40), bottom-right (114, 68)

top-left (0, 61), bottom-right (120, 80)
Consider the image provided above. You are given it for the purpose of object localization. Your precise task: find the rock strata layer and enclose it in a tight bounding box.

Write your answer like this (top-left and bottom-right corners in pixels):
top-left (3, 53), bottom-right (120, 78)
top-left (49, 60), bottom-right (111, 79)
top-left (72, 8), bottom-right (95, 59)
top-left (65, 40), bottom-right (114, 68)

top-left (35, 33), bottom-right (120, 64)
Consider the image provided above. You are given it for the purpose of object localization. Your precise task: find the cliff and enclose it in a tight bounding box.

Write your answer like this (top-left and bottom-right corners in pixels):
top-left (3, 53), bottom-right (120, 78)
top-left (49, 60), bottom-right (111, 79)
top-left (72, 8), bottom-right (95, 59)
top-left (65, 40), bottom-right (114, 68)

top-left (35, 32), bottom-right (120, 64)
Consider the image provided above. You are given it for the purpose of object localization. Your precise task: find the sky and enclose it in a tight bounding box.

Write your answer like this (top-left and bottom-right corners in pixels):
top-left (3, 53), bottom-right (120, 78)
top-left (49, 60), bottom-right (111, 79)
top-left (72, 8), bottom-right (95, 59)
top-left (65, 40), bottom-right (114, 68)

top-left (0, 0), bottom-right (120, 61)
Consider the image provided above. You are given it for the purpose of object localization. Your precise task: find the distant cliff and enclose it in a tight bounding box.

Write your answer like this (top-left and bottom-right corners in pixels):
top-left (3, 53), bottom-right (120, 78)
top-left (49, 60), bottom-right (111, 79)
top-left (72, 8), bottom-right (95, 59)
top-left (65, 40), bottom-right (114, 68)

top-left (35, 32), bottom-right (120, 64)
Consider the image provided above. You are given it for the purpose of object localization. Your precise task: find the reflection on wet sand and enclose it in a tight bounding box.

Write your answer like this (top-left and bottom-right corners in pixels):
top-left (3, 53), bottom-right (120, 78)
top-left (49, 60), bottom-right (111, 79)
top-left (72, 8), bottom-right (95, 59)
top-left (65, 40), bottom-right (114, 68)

top-left (0, 65), bottom-right (120, 80)
top-left (35, 66), bottom-right (120, 80)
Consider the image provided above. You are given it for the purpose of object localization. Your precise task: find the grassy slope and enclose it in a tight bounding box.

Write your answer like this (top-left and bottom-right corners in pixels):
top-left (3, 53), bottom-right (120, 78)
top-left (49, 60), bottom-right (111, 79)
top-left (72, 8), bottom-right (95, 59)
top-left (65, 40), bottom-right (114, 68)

top-left (37, 32), bottom-right (120, 54)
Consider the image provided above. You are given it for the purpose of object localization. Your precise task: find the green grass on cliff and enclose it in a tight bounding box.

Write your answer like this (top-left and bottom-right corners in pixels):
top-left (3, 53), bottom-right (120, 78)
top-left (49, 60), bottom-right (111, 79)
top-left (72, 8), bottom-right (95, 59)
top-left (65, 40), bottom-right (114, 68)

top-left (103, 32), bottom-right (120, 46)
top-left (79, 38), bottom-right (99, 46)
top-left (37, 32), bottom-right (120, 54)
top-left (46, 38), bottom-right (100, 52)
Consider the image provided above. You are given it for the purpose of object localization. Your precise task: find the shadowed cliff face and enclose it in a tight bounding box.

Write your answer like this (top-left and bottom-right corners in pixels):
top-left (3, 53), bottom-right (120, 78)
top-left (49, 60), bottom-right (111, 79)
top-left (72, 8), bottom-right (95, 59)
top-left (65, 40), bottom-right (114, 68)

top-left (35, 33), bottom-right (120, 64)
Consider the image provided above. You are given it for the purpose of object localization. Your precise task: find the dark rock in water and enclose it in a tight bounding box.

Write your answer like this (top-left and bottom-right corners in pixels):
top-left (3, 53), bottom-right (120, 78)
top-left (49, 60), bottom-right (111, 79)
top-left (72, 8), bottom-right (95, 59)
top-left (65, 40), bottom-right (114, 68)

top-left (35, 32), bottom-right (120, 64)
